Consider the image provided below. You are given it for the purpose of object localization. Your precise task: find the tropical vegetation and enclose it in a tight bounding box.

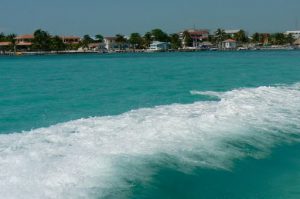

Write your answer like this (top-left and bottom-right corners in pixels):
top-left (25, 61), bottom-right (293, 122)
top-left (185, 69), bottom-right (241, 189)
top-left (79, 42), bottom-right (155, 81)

top-left (0, 27), bottom-right (298, 53)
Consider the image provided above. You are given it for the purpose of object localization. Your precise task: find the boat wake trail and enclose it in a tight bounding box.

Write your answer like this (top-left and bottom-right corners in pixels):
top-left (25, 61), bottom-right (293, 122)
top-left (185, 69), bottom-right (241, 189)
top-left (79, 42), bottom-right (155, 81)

top-left (1, 83), bottom-right (300, 198)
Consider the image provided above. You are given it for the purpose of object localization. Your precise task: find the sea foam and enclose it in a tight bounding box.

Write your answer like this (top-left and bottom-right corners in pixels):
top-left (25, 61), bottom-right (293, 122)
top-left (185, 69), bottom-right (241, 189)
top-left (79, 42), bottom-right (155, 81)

top-left (1, 84), bottom-right (300, 199)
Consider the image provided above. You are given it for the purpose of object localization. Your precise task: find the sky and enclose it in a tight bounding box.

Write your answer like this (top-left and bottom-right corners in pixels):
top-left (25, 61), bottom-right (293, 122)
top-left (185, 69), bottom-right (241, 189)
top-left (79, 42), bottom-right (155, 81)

top-left (0, 0), bottom-right (299, 36)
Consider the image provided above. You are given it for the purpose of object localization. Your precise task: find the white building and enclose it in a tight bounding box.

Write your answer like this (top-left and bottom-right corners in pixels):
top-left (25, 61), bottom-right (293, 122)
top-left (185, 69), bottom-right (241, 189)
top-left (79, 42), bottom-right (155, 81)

top-left (103, 37), bottom-right (118, 51)
top-left (222, 39), bottom-right (237, 50)
top-left (148, 41), bottom-right (169, 51)
top-left (224, 30), bottom-right (241, 38)
top-left (284, 31), bottom-right (300, 39)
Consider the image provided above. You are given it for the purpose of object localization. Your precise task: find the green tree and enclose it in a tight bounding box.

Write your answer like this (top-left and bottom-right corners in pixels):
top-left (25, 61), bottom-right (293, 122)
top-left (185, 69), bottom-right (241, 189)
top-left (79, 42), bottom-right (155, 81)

top-left (0, 32), bottom-right (5, 41)
top-left (81, 34), bottom-right (94, 48)
top-left (115, 34), bottom-right (127, 50)
top-left (5, 34), bottom-right (17, 52)
top-left (129, 33), bottom-right (143, 49)
top-left (271, 33), bottom-right (285, 45)
top-left (151, 29), bottom-right (169, 42)
top-left (182, 31), bottom-right (192, 47)
top-left (33, 29), bottom-right (52, 51)
top-left (285, 34), bottom-right (295, 45)
top-left (234, 30), bottom-right (248, 43)
top-left (50, 36), bottom-right (66, 51)
top-left (95, 34), bottom-right (104, 43)
top-left (252, 32), bottom-right (260, 43)
top-left (169, 33), bottom-right (181, 49)
top-left (143, 32), bottom-right (152, 48)
top-left (215, 29), bottom-right (226, 43)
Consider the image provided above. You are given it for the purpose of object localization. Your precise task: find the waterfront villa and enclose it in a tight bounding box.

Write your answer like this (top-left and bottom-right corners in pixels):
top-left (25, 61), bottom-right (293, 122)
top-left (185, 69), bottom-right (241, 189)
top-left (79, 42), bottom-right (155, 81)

top-left (284, 30), bottom-right (300, 39)
top-left (15, 34), bottom-right (34, 50)
top-left (15, 34), bottom-right (34, 46)
top-left (104, 37), bottom-right (118, 51)
top-left (60, 36), bottom-right (81, 44)
top-left (180, 29), bottom-right (209, 48)
top-left (222, 39), bottom-right (237, 50)
top-left (148, 41), bottom-right (169, 51)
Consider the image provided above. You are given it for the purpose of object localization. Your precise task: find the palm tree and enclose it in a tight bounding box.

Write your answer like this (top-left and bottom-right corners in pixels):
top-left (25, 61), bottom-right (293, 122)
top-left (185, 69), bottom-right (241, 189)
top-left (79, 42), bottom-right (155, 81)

top-left (81, 34), bottom-right (94, 48)
top-left (115, 34), bottom-right (127, 50)
top-left (234, 30), bottom-right (248, 43)
top-left (50, 36), bottom-right (66, 51)
top-left (170, 33), bottom-right (181, 49)
top-left (6, 34), bottom-right (17, 53)
top-left (252, 32), bottom-right (260, 43)
top-left (33, 29), bottom-right (51, 51)
top-left (214, 28), bottom-right (226, 48)
top-left (95, 34), bottom-right (104, 43)
top-left (182, 31), bottom-right (192, 48)
top-left (215, 29), bottom-right (226, 42)
top-left (143, 32), bottom-right (152, 48)
top-left (129, 33), bottom-right (143, 49)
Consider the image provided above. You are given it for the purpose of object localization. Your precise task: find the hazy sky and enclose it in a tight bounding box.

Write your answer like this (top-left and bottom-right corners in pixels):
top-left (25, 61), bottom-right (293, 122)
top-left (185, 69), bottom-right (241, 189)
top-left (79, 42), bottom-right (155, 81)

top-left (0, 0), bottom-right (299, 36)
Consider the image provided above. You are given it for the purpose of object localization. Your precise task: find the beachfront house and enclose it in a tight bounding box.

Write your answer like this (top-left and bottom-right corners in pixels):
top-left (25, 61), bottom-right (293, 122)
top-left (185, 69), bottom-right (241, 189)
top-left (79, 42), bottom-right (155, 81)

top-left (104, 37), bottom-right (118, 51)
top-left (148, 41), bottom-right (169, 51)
top-left (179, 29), bottom-right (209, 48)
top-left (284, 30), bottom-right (300, 39)
top-left (222, 39), bottom-right (237, 50)
top-left (15, 34), bottom-right (34, 51)
top-left (60, 36), bottom-right (81, 44)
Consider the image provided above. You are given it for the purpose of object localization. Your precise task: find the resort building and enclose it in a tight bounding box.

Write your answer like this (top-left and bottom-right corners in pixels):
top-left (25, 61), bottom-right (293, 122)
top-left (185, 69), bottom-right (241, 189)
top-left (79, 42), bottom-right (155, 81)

top-left (180, 29), bottom-right (209, 48)
top-left (15, 34), bottom-right (34, 46)
top-left (103, 37), bottom-right (129, 52)
top-left (60, 36), bottom-right (81, 44)
top-left (284, 30), bottom-right (300, 39)
top-left (148, 41), bottom-right (169, 51)
top-left (221, 39), bottom-right (237, 50)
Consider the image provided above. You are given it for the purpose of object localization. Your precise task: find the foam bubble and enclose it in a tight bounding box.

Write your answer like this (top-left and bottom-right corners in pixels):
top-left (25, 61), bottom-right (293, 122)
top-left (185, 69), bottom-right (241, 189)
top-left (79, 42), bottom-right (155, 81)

top-left (1, 83), bottom-right (300, 198)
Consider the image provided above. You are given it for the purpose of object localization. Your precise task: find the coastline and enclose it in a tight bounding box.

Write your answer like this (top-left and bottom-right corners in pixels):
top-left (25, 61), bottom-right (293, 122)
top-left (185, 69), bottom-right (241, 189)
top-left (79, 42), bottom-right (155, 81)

top-left (0, 46), bottom-right (299, 56)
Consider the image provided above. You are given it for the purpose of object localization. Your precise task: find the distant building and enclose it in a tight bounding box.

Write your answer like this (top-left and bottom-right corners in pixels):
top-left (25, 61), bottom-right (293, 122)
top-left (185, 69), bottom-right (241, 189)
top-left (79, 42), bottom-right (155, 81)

top-left (179, 29), bottom-right (209, 47)
top-left (284, 30), bottom-right (300, 39)
top-left (0, 42), bottom-right (12, 47)
top-left (148, 41), bottom-right (169, 51)
top-left (104, 37), bottom-right (118, 51)
top-left (224, 30), bottom-right (241, 38)
top-left (15, 34), bottom-right (34, 47)
top-left (294, 38), bottom-right (300, 48)
top-left (60, 36), bottom-right (81, 44)
top-left (222, 39), bottom-right (237, 50)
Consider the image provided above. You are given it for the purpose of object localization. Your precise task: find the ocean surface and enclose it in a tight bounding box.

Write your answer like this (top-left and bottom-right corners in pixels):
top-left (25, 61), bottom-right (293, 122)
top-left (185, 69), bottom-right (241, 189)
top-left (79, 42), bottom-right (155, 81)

top-left (1, 51), bottom-right (300, 199)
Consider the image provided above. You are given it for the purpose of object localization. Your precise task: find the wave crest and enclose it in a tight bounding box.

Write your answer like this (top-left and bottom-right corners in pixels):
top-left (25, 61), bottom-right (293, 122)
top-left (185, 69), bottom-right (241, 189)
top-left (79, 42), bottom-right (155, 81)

top-left (1, 84), bottom-right (300, 198)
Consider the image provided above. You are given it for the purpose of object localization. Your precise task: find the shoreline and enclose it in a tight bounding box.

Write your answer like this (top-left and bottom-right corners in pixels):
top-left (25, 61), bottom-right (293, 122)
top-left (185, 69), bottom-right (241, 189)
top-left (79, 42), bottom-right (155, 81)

top-left (0, 47), bottom-right (299, 56)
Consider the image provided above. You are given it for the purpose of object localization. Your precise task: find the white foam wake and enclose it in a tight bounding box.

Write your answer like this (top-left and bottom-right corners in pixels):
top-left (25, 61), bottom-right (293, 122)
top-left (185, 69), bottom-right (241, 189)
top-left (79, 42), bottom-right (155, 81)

top-left (1, 83), bottom-right (300, 199)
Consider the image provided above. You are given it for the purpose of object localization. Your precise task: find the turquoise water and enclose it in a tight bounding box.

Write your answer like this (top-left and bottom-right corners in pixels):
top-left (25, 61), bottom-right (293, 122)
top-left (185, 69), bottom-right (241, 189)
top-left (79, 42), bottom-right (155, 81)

top-left (0, 51), bottom-right (300, 198)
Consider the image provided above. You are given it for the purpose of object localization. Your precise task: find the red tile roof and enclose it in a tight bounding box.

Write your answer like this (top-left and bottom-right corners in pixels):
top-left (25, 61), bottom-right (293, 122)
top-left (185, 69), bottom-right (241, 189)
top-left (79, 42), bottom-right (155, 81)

top-left (0, 42), bottom-right (12, 46)
top-left (223, 39), bottom-right (236, 42)
top-left (15, 34), bottom-right (34, 40)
